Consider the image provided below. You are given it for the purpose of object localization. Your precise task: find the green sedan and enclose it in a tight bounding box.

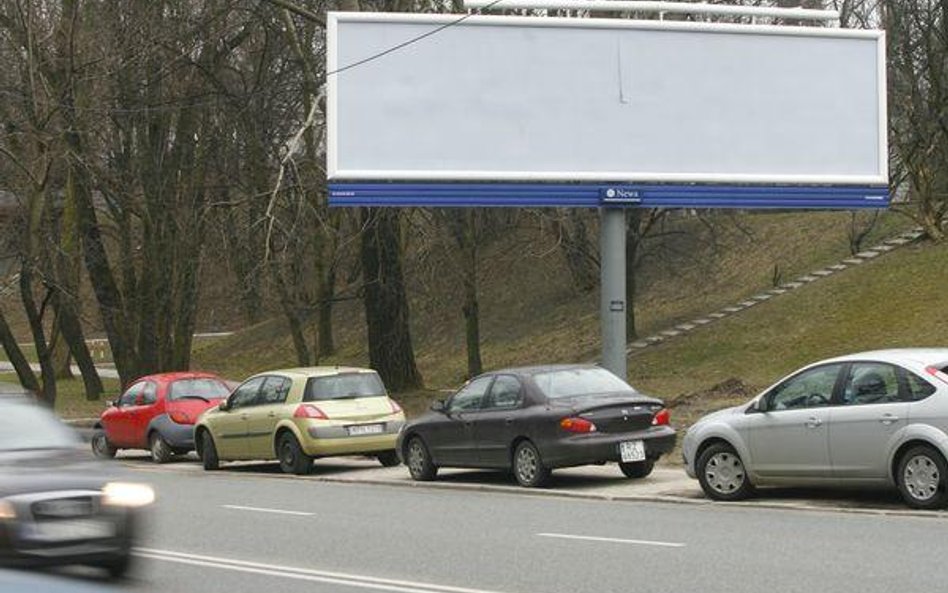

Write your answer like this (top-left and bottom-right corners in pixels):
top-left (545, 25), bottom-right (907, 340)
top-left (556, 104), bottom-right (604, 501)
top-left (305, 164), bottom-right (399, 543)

top-left (195, 367), bottom-right (405, 474)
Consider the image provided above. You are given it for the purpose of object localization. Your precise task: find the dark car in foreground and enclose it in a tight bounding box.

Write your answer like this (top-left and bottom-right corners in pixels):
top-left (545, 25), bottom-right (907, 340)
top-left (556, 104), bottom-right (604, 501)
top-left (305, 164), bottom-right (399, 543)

top-left (397, 365), bottom-right (676, 487)
top-left (0, 397), bottom-right (153, 577)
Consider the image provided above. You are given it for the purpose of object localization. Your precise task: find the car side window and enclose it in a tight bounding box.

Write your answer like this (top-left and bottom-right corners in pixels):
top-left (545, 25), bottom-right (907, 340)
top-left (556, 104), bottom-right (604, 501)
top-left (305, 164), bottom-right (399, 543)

top-left (260, 376), bottom-right (292, 405)
top-left (448, 376), bottom-right (493, 412)
top-left (903, 370), bottom-right (937, 402)
top-left (230, 377), bottom-right (266, 409)
top-left (485, 375), bottom-right (523, 410)
top-left (841, 363), bottom-right (901, 405)
top-left (140, 382), bottom-right (158, 405)
top-left (768, 364), bottom-right (843, 411)
top-left (119, 383), bottom-right (143, 407)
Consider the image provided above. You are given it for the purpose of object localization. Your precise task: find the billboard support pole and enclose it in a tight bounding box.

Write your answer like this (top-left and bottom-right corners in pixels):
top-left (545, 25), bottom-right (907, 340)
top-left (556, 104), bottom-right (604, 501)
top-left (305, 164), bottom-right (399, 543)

top-left (599, 207), bottom-right (627, 380)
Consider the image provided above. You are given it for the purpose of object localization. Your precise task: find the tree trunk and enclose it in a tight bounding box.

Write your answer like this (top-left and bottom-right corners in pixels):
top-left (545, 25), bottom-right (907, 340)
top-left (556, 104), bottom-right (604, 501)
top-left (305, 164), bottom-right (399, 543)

top-left (316, 267), bottom-right (336, 359)
top-left (19, 266), bottom-right (56, 406)
top-left (0, 307), bottom-right (40, 393)
top-left (54, 295), bottom-right (103, 400)
top-left (360, 208), bottom-right (423, 391)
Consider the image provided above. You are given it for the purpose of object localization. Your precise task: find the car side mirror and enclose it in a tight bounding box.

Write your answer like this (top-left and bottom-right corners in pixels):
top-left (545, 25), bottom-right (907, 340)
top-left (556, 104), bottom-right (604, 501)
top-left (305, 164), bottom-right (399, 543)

top-left (748, 398), bottom-right (767, 414)
top-left (219, 400), bottom-right (231, 412)
top-left (430, 399), bottom-right (446, 413)
top-left (105, 400), bottom-right (116, 408)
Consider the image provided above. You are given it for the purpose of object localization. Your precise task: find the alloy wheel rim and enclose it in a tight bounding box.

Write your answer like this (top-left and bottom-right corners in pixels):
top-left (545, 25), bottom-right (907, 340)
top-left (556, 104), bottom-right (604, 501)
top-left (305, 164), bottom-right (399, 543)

top-left (904, 455), bottom-right (940, 502)
top-left (705, 451), bottom-right (745, 494)
top-left (516, 446), bottom-right (538, 483)
top-left (281, 442), bottom-right (295, 468)
top-left (408, 441), bottom-right (425, 475)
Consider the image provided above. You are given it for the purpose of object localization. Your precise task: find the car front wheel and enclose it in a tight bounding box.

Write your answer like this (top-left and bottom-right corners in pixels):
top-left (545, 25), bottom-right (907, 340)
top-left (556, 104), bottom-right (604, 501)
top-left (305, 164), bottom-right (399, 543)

top-left (696, 442), bottom-right (754, 501)
top-left (200, 432), bottom-right (220, 471)
top-left (91, 429), bottom-right (117, 459)
top-left (513, 440), bottom-right (551, 488)
top-left (406, 436), bottom-right (437, 481)
top-left (897, 445), bottom-right (948, 510)
top-left (377, 451), bottom-right (400, 467)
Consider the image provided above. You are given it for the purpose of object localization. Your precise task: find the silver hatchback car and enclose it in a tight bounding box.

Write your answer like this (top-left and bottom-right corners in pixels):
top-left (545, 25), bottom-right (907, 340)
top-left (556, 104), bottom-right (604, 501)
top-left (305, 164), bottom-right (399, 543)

top-left (682, 349), bottom-right (948, 509)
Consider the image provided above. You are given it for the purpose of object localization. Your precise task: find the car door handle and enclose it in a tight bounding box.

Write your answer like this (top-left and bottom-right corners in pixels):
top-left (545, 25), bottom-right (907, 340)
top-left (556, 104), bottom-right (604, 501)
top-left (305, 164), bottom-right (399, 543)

top-left (805, 417), bottom-right (822, 428)
top-left (879, 414), bottom-right (899, 425)
top-left (505, 418), bottom-right (514, 425)
top-left (240, 414), bottom-right (249, 420)
top-left (268, 412), bottom-right (276, 418)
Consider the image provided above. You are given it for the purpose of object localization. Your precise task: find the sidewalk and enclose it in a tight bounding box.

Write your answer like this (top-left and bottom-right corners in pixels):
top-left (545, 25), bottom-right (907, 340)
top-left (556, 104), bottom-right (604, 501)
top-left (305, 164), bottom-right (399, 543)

top-left (120, 453), bottom-right (948, 519)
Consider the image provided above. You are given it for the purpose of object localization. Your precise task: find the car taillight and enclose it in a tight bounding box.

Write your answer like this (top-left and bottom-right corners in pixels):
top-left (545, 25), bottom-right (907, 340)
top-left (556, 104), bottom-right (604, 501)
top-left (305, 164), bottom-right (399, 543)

top-left (294, 404), bottom-right (328, 419)
top-left (169, 411), bottom-right (193, 424)
top-left (560, 417), bottom-right (597, 433)
top-left (926, 366), bottom-right (948, 385)
top-left (389, 398), bottom-right (403, 414)
top-left (652, 408), bottom-right (670, 426)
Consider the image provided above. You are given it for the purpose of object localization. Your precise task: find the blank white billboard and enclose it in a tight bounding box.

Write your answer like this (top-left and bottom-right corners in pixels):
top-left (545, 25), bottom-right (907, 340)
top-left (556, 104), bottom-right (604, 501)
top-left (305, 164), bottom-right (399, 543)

top-left (327, 13), bottom-right (886, 185)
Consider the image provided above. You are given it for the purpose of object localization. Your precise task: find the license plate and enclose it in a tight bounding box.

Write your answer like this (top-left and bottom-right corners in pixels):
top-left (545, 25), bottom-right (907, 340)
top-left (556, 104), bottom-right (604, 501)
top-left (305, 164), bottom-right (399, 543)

top-left (619, 440), bottom-right (646, 463)
top-left (28, 519), bottom-right (116, 542)
top-left (347, 423), bottom-right (384, 436)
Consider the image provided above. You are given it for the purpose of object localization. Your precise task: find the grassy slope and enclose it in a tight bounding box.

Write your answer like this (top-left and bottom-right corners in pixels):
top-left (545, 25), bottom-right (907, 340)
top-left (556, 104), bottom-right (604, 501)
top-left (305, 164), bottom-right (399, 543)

top-left (631, 240), bottom-right (948, 431)
top-left (192, 210), bottom-right (913, 394)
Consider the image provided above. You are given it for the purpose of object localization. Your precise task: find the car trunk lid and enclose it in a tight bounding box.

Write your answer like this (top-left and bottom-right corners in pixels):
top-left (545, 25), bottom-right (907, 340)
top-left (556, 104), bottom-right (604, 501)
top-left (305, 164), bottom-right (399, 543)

top-left (309, 396), bottom-right (393, 421)
top-left (550, 393), bottom-right (664, 433)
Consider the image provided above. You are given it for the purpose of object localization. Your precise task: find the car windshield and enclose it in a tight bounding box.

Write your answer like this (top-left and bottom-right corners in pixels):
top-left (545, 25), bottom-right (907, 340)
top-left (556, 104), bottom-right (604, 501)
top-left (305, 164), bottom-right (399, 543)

top-left (169, 378), bottom-right (231, 401)
top-left (533, 368), bottom-right (637, 399)
top-left (0, 403), bottom-right (80, 451)
top-left (304, 373), bottom-right (387, 401)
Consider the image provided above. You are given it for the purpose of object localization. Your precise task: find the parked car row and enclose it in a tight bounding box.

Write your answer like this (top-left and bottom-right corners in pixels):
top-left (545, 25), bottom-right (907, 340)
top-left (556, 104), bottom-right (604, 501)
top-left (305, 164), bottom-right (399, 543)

top-left (91, 364), bottom-right (676, 487)
top-left (89, 348), bottom-right (948, 509)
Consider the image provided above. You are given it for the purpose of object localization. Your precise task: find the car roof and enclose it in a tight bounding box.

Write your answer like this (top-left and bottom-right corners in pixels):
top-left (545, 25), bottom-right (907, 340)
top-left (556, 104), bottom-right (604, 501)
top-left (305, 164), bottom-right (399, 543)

top-left (820, 348), bottom-right (948, 367)
top-left (253, 366), bottom-right (377, 380)
top-left (484, 363), bottom-right (601, 376)
top-left (135, 371), bottom-right (224, 383)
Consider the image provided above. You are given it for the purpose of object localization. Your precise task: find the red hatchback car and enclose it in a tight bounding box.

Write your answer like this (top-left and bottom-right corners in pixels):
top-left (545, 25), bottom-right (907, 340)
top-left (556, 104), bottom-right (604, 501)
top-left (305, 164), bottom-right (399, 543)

top-left (91, 372), bottom-right (231, 463)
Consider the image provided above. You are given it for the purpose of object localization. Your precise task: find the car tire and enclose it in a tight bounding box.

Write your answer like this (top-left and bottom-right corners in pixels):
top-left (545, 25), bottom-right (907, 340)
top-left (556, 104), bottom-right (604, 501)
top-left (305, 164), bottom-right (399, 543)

top-left (278, 433), bottom-right (312, 475)
top-left (897, 445), bottom-right (948, 510)
top-left (100, 554), bottom-right (133, 579)
top-left (377, 450), bottom-right (400, 467)
top-left (513, 440), bottom-right (551, 488)
top-left (406, 436), bottom-right (437, 481)
top-left (619, 460), bottom-right (654, 479)
top-left (91, 429), bottom-right (117, 459)
top-left (149, 432), bottom-right (173, 464)
top-left (696, 442), bottom-right (754, 501)
top-left (200, 432), bottom-right (220, 471)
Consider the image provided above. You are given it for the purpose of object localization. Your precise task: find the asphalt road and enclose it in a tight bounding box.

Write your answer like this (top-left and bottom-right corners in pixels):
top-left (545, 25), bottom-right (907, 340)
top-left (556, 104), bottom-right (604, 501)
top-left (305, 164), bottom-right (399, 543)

top-left (25, 462), bottom-right (948, 593)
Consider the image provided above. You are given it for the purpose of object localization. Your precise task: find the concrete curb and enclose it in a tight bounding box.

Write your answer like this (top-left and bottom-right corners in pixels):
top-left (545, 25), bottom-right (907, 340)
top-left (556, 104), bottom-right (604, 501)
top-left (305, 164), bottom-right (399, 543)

top-left (127, 461), bottom-right (948, 521)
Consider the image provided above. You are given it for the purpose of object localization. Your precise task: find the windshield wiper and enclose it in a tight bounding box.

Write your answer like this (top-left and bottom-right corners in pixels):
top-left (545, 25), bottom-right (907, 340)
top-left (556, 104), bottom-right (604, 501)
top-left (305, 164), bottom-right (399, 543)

top-left (175, 395), bottom-right (210, 402)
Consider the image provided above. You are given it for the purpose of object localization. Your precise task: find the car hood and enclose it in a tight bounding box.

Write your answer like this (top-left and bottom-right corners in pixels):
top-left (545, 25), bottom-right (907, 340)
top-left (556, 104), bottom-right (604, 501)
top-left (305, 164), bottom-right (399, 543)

top-left (692, 403), bottom-right (747, 427)
top-left (0, 448), bottom-right (119, 497)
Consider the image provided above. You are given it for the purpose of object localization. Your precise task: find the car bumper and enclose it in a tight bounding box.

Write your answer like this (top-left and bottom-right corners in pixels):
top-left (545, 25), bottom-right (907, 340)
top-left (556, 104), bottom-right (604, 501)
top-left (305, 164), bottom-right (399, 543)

top-left (541, 426), bottom-right (677, 468)
top-left (299, 419), bottom-right (404, 457)
top-left (151, 415), bottom-right (196, 450)
top-left (0, 508), bottom-right (136, 568)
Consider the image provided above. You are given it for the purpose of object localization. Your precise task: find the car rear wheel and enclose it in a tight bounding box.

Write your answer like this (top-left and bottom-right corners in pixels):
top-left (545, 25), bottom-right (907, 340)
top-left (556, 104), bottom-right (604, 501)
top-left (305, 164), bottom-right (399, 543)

top-left (696, 442), bottom-right (754, 501)
top-left (278, 433), bottom-right (312, 475)
top-left (619, 460), bottom-right (654, 479)
top-left (513, 440), bottom-right (551, 488)
top-left (377, 451), bottom-right (400, 467)
top-left (406, 436), bottom-right (437, 481)
top-left (149, 432), bottom-right (173, 464)
top-left (99, 554), bottom-right (132, 579)
top-left (200, 432), bottom-right (220, 471)
top-left (897, 445), bottom-right (948, 510)
top-left (91, 429), bottom-right (117, 459)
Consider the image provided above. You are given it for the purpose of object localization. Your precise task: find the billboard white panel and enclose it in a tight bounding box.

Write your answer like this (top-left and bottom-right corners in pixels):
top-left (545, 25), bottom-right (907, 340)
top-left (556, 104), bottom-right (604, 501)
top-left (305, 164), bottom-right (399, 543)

top-left (328, 13), bottom-right (886, 185)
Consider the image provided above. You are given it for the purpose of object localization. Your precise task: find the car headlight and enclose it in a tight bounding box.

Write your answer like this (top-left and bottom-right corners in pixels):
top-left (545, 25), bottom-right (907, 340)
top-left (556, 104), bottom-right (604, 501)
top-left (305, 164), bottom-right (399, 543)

top-left (0, 500), bottom-right (15, 520)
top-left (102, 482), bottom-right (156, 508)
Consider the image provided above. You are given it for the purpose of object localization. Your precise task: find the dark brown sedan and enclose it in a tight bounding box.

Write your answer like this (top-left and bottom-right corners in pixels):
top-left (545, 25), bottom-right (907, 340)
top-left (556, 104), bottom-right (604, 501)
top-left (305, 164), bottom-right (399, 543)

top-left (396, 365), bottom-right (676, 487)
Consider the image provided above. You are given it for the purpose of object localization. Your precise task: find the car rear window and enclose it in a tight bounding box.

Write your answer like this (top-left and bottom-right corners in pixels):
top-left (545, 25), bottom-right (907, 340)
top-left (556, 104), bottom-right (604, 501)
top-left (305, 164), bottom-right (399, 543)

top-left (0, 403), bottom-right (79, 451)
top-left (169, 378), bottom-right (231, 401)
top-left (304, 373), bottom-right (387, 401)
top-left (533, 368), bottom-right (637, 399)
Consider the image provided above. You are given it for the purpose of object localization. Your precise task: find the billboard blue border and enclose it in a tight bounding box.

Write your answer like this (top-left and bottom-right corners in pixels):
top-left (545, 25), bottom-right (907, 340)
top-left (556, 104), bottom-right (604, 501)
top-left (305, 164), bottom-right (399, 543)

top-left (328, 183), bottom-right (890, 209)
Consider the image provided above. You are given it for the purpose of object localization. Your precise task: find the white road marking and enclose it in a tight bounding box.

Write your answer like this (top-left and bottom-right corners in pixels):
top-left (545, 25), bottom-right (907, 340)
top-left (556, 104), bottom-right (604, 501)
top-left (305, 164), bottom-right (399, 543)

top-left (135, 548), bottom-right (514, 593)
top-left (536, 532), bottom-right (685, 548)
top-left (221, 504), bottom-right (314, 516)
